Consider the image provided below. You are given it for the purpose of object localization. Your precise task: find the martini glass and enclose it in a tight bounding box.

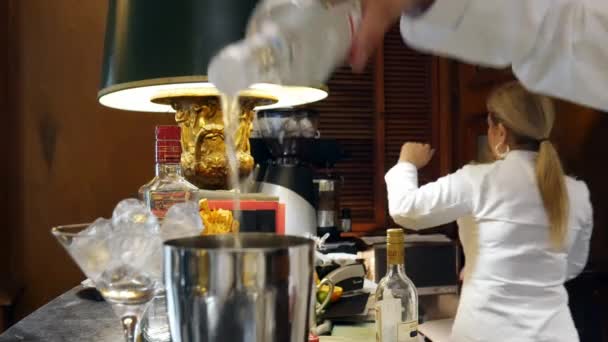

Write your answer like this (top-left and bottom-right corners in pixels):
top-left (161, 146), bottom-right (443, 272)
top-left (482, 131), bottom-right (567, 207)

top-left (52, 224), bottom-right (158, 342)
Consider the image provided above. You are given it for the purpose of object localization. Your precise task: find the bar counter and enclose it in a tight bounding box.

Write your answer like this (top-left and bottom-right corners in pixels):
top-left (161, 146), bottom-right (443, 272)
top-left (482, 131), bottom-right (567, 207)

top-left (0, 286), bottom-right (450, 342)
top-left (0, 286), bottom-right (122, 342)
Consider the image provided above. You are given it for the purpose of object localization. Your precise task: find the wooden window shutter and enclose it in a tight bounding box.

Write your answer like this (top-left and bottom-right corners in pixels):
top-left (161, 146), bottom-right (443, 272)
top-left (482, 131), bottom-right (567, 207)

top-left (312, 25), bottom-right (441, 232)
top-left (311, 66), bottom-right (377, 229)
top-left (383, 26), bottom-right (438, 183)
top-left (382, 26), bottom-right (440, 227)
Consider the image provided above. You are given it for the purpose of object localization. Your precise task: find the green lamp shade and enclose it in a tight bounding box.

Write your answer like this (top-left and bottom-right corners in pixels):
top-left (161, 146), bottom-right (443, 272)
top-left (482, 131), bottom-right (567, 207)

top-left (98, 0), bottom-right (328, 112)
top-left (100, 0), bottom-right (257, 89)
top-left (98, 0), bottom-right (255, 111)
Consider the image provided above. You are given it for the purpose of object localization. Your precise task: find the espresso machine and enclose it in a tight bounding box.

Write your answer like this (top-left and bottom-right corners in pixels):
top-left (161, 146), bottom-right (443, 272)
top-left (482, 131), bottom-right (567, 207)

top-left (250, 109), bottom-right (346, 237)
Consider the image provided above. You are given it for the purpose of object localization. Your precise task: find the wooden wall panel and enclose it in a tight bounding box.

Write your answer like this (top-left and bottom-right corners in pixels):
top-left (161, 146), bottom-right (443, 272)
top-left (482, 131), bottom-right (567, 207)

top-left (552, 102), bottom-right (608, 271)
top-left (10, 0), bottom-right (175, 318)
top-left (0, 0), bottom-right (12, 281)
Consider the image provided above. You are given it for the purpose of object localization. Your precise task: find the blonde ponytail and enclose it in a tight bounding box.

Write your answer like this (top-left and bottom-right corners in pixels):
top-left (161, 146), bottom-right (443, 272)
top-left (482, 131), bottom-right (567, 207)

top-left (536, 141), bottom-right (569, 250)
top-left (487, 81), bottom-right (569, 250)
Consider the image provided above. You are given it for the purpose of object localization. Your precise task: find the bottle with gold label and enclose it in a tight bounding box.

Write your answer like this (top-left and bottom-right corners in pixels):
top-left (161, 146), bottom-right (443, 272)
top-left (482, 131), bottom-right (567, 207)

top-left (375, 229), bottom-right (419, 342)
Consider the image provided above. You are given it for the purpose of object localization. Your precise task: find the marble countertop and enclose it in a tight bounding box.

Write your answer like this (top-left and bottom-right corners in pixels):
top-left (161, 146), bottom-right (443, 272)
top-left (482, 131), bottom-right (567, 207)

top-left (0, 286), bottom-right (123, 342)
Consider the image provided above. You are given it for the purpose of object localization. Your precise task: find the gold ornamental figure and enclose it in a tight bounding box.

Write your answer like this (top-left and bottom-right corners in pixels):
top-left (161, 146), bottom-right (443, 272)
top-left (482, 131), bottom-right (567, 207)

top-left (152, 89), bottom-right (275, 190)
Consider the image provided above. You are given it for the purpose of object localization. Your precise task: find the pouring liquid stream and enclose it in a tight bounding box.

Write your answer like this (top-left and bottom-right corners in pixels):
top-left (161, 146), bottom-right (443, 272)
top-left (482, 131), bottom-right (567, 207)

top-left (220, 94), bottom-right (243, 241)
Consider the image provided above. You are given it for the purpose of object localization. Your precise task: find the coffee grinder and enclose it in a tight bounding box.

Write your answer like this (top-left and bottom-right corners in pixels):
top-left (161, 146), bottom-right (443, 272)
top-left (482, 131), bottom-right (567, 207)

top-left (250, 109), bottom-right (345, 237)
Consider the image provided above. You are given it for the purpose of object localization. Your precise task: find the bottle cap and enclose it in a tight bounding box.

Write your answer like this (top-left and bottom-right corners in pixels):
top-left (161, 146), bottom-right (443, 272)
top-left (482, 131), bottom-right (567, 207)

top-left (156, 125), bottom-right (181, 141)
top-left (387, 228), bottom-right (404, 244)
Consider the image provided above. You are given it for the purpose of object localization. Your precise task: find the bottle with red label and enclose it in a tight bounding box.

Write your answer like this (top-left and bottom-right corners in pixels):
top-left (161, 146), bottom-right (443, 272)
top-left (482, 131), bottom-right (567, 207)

top-left (138, 125), bottom-right (199, 219)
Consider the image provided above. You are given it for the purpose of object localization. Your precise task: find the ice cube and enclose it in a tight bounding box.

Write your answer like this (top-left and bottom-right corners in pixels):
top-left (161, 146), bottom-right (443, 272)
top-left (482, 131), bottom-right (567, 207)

top-left (112, 199), bottom-right (159, 234)
top-left (80, 218), bottom-right (113, 236)
top-left (70, 234), bottom-right (112, 282)
top-left (68, 218), bottom-right (115, 281)
top-left (160, 201), bottom-right (204, 241)
top-left (110, 230), bottom-right (162, 272)
top-left (113, 198), bottom-right (144, 218)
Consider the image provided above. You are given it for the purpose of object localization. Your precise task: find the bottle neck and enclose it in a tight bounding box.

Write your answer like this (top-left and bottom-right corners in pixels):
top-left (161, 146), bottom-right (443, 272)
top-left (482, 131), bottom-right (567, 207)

top-left (155, 163), bottom-right (183, 177)
top-left (386, 242), bottom-right (404, 268)
top-left (155, 138), bottom-right (182, 175)
top-left (386, 242), bottom-right (406, 278)
top-left (386, 263), bottom-right (407, 278)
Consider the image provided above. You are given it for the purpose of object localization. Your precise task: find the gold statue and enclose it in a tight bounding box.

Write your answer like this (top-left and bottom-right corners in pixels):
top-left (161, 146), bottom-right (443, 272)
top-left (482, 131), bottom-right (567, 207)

top-left (152, 90), bottom-right (275, 190)
top-left (199, 199), bottom-right (239, 235)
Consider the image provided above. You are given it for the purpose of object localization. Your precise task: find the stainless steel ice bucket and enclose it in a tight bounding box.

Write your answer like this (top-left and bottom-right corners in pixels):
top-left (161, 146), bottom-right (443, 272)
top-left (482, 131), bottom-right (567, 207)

top-left (164, 233), bottom-right (315, 342)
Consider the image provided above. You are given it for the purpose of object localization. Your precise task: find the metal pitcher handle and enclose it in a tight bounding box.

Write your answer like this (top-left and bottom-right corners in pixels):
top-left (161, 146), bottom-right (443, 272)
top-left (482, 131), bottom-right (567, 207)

top-left (316, 278), bottom-right (335, 316)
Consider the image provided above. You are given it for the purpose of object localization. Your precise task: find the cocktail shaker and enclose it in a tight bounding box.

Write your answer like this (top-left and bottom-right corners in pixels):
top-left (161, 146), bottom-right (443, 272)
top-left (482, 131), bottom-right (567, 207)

top-left (164, 233), bottom-right (315, 342)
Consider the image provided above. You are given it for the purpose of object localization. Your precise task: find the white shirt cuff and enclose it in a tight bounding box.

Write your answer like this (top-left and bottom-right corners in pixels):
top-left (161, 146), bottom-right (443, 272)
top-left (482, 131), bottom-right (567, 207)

top-left (385, 162), bottom-right (418, 184)
top-left (394, 161), bottom-right (418, 173)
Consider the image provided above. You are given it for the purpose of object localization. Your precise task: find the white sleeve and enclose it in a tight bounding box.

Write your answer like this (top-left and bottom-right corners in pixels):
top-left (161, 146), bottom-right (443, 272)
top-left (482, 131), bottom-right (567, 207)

top-left (385, 162), bottom-right (474, 230)
top-left (400, 0), bottom-right (608, 111)
top-left (566, 185), bottom-right (593, 280)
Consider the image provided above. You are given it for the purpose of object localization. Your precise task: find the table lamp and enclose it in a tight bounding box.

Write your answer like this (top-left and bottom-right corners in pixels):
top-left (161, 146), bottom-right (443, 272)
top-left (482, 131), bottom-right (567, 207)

top-left (97, 0), bottom-right (328, 190)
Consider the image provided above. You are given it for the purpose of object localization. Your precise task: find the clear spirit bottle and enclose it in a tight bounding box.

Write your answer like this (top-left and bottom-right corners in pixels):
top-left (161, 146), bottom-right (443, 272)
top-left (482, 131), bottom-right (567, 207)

top-left (138, 125), bottom-right (198, 219)
top-left (375, 229), bottom-right (419, 342)
top-left (139, 126), bottom-right (198, 342)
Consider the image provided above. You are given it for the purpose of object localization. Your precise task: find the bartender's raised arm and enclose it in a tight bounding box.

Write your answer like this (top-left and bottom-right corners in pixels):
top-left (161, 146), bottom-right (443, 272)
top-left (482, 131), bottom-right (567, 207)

top-left (401, 0), bottom-right (608, 111)
top-left (385, 161), bottom-right (474, 230)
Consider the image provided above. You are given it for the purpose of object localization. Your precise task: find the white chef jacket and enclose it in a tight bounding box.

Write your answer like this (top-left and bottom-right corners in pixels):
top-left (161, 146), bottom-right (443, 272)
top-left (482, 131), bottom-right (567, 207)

top-left (385, 151), bottom-right (593, 342)
top-left (400, 0), bottom-right (608, 111)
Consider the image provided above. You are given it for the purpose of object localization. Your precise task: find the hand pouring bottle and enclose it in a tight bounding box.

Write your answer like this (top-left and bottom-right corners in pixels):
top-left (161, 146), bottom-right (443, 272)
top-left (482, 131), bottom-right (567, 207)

top-left (208, 0), bottom-right (361, 95)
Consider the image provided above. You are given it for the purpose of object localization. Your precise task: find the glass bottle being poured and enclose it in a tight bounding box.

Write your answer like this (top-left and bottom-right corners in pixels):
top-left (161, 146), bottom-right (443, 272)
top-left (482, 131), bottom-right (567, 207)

top-left (208, 0), bottom-right (362, 96)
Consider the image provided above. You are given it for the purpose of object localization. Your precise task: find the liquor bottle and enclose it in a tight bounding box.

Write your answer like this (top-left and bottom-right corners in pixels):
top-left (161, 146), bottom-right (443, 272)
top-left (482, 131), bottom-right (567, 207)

top-left (139, 126), bottom-right (198, 342)
top-left (138, 125), bottom-right (198, 219)
top-left (375, 229), bottom-right (419, 342)
top-left (208, 0), bottom-right (362, 96)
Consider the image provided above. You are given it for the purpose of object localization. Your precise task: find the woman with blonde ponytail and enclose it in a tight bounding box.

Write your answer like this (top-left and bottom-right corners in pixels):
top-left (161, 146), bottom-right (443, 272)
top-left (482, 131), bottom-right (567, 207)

top-left (385, 81), bottom-right (593, 341)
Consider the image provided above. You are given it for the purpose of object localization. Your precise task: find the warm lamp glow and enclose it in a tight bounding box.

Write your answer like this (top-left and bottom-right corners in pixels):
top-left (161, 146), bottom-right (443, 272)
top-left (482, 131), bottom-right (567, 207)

top-left (98, 79), bottom-right (328, 113)
top-left (250, 84), bottom-right (328, 110)
top-left (99, 81), bottom-right (216, 113)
